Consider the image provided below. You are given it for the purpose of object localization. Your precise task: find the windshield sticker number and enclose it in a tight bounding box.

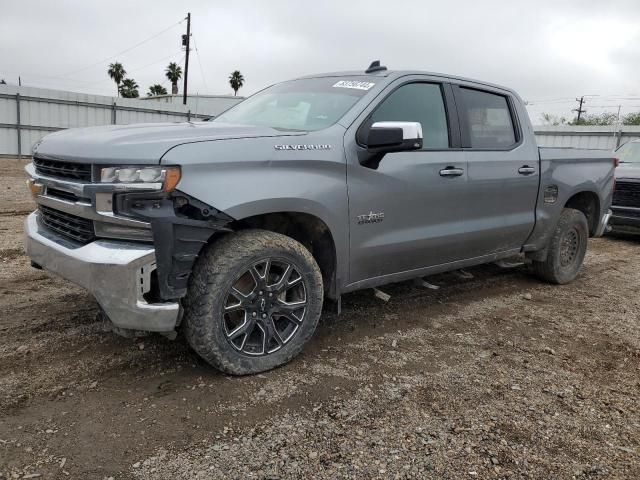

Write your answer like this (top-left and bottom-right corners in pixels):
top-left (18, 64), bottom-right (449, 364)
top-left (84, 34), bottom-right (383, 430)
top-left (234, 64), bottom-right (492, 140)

top-left (332, 80), bottom-right (375, 91)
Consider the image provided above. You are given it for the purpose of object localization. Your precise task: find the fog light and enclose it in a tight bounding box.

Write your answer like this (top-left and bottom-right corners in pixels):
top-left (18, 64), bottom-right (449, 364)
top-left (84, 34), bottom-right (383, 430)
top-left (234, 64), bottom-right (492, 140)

top-left (94, 222), bottom-right (153, 242)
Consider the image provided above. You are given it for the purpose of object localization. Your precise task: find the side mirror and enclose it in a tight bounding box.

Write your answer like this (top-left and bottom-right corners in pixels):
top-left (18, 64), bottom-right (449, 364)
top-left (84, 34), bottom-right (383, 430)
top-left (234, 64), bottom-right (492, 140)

top-left (367, 121), bottom-right (423, 152)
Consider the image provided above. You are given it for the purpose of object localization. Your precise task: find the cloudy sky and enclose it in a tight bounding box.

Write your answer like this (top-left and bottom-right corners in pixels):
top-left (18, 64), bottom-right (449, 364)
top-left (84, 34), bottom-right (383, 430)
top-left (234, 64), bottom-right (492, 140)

top-left (2, 0), bottom-right (640, 124)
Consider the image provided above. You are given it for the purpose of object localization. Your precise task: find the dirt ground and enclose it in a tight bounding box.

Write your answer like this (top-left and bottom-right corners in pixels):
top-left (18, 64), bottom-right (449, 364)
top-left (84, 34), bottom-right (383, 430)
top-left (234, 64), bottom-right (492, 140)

top-left (1, 159), bottom-right (638, 479)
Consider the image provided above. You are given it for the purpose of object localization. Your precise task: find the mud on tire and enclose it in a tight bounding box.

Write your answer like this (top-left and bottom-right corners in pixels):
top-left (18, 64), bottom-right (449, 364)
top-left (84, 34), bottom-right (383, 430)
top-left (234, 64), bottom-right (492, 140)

top-left (183, 229), bottom-right (324, 375)
top-left (531, 208), bottom-right (589, 285)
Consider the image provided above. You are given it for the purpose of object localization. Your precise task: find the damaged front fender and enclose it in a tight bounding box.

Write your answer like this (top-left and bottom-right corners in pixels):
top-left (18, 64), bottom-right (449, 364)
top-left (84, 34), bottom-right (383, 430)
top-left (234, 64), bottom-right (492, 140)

top-left (115, 191), bottom-right (233, 300)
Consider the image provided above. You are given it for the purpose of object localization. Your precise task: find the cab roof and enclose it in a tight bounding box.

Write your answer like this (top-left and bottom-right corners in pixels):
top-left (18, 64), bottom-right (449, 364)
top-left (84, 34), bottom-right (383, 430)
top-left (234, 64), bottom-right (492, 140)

top-left (295, 67), bottom-right (517, 96)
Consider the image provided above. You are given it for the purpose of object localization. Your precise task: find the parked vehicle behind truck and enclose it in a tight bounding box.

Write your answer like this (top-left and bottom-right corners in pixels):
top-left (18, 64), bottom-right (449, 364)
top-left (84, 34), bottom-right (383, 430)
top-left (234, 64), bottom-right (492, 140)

top-left (610, 139), bottom-right (640, 233)
top-left (25, 62), bottom-right (615, 374)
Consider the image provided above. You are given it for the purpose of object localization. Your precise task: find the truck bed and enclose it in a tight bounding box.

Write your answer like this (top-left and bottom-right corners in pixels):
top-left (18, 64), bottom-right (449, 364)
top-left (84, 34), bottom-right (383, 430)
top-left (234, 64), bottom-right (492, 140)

top-left (538, 147), bottom-right (613, 163)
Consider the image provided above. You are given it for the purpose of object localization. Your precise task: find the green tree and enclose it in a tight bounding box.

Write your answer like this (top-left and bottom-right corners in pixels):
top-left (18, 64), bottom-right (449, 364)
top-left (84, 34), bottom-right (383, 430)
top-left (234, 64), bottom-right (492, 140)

top-left (623, 112), bottom-right (640, 125)
top-left (229, 70), bottom-right (245, 96)
top-left (0, 79), bottom-right (6, 85)
top-left (540, 113), bottom-right (567, 126)
top-left (148, 84), bottom-right (168, 97)
top-left (570, 112), bottom-right (617, 126)
top-left (119, 78), bottom-right (139, 98)
top-left (165, 62), bottom-right (182, 95)
top-left (107, 62), bottom-right (126, 97)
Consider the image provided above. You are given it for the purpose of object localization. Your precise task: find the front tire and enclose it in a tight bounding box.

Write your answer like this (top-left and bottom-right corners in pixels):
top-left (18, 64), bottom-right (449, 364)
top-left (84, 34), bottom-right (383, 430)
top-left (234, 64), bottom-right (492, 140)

top-left (531, 208), bottom-right (589, 284)
top-left (183, 229), bottom-right (323, 375)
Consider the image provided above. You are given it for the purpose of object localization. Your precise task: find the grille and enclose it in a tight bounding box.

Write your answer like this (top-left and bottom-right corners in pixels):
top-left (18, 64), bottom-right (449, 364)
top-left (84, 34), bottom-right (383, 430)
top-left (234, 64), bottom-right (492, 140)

top-left (613, 180), bottom-right (640, 208)
top-left (39, 206), bottom-right (95, 244)
top-left (46, 187), bottom-right (81, 203)
top-left (612, 207), bottom-right (640, 219)
top-left (34, 157), bottom-right (92, 182)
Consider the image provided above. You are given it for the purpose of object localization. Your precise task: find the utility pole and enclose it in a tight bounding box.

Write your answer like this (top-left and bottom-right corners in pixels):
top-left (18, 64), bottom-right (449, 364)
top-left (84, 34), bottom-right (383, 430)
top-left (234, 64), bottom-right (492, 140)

top-left (614, 104), bottom-right (622, 148)
top-left (182, 12), bottom-right (191, 105)
top-left (573, 96), bottom-right (586, 125)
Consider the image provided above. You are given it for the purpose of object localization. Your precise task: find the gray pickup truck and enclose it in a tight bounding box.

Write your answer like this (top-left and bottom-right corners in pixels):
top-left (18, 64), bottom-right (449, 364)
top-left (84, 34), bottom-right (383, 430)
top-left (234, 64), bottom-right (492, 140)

top-left (25, 62), bottom-right (615, 374)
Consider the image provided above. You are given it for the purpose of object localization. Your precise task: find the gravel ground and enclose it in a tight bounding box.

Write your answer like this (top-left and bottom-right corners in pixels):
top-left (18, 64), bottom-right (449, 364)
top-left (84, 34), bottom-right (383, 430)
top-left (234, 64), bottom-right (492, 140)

top-left (0, 159), bottom-right (638, 479)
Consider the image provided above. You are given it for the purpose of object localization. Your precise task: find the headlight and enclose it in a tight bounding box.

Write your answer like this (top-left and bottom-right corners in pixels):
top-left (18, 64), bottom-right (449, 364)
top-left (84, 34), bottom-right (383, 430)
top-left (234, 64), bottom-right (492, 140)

top-left (100, 166), bottom-right (181, 192)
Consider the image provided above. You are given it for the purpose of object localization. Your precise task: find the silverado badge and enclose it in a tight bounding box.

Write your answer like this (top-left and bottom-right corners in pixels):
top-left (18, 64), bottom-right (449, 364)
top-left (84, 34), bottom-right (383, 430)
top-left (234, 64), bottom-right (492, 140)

top-left (274, 144), bottom-right (331, 151)
top-left (357, 211), bottom-right (385, 224)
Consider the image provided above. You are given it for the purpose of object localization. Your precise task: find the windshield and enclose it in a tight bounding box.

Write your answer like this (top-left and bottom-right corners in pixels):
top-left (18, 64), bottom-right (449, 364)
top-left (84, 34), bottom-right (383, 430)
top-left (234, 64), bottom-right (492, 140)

top-left (214, 77), bottom-right (375, 131)
top-left (616, 141), bottom-right (640, 163)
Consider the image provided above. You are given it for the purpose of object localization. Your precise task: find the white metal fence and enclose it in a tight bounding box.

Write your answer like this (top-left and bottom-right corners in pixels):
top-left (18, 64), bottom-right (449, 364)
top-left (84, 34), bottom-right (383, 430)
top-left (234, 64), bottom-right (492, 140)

top-left (0, 85), bottom-right (235, 157)
top-left (3, 85), bottom-right (639, 158)
top-left (533, 125), bottom-right (640, 151)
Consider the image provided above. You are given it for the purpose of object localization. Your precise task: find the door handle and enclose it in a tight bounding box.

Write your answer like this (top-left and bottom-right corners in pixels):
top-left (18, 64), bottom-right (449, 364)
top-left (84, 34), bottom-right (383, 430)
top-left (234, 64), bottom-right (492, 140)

top-left (518, 166), bottom-right (536, 175)
top-left (439, 167), bottom-right (465, 177)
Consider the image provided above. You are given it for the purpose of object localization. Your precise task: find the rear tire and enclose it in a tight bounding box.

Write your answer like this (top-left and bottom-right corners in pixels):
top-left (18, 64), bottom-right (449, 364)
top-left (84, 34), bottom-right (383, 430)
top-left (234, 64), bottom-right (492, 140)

top-left (183, 229), bottom-right (323, 375)
top-left (531, 208), bottom-right (589, 284)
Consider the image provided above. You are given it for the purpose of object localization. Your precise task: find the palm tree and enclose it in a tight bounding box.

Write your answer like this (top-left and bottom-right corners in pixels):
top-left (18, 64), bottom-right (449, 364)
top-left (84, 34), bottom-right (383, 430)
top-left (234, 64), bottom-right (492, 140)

top-left (107, 62), bottom-right (126, 97)
top-left (119, 78), bottom-right (139, 98)
top-left (165, 62), bottom-right (182, 95)
top-left (229, 70), bottom-right (245, 96)
top-left (148, 84), bottom-right (167, 97)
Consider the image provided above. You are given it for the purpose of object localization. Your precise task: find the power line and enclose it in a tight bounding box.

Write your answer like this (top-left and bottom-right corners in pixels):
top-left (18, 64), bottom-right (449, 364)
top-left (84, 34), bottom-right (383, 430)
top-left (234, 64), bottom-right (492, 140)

top-left (526, 99), bottom-right (576, 105)
top-left (526, 97), bottom-right (576, 104)
top-left (80, 50), bottom-right (184, 89)
top-left (60, 19), bottom-right (185, 78)
top-left (0, 70), bottom-right (104, 85)
top-left (596, 95), bottom-right (640, 100)
top-left (129, 51), bottom-right (183, 74)
top-left (4, 49), bottom-right (185, 94)
top-left (526, 97), bottom-right (640, 108)
top-left (580, 104), bottom-right (640, 109)
top-left (525, 94), bottom-right (640, 105)
top-left (192, 36), bottom-right (209, 92)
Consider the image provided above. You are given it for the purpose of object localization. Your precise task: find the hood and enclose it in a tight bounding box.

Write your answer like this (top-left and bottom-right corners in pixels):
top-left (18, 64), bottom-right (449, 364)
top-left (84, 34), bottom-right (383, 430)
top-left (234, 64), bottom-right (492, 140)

top-left (33, 122), bottom-right (304, 164)
top-left (616, 163), bottom-right (640, 180)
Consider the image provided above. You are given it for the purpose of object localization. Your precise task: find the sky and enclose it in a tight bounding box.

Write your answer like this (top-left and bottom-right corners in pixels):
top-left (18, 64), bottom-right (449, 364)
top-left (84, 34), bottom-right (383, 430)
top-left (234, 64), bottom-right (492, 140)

top-left (2, 0), bottom-right (640, 125)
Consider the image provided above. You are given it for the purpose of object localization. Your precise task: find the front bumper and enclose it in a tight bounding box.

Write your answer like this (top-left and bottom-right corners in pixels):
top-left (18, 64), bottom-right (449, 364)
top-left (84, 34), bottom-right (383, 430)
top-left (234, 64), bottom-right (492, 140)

top-left (612, 206), bottom-right (640, 226)
top-left (25, 212), bottom-right (180, 332)
top-left (610, 206), bottom-right (640, 231)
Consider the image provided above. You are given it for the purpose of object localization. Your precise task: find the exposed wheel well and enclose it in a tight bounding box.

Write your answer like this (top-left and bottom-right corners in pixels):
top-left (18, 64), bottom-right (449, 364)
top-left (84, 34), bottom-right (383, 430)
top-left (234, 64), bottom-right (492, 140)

top-left (565, 191), bottom-right (600, 236)
top-left (225, 212), bottom-right (338, 298)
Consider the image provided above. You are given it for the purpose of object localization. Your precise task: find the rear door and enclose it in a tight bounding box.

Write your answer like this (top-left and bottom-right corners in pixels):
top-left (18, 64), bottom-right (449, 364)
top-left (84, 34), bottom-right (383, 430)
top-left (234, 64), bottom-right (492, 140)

top-left (345, 78), bottom-right (471, 285)
top-left (452, 85), bottom-right (539, 256)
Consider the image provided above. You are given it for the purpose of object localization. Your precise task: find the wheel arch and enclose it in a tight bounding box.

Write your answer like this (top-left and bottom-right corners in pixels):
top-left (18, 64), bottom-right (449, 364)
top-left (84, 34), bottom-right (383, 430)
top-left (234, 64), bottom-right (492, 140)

top-left (564, 190), bottom-right (601, 236)
top-left (220, 211), bottom-right (340, 299)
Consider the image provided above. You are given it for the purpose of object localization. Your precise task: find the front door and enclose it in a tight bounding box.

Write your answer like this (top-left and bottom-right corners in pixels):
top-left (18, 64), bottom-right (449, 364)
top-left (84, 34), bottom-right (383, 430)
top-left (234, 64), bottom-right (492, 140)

top-left (346, 80), bottom-right (471, 285)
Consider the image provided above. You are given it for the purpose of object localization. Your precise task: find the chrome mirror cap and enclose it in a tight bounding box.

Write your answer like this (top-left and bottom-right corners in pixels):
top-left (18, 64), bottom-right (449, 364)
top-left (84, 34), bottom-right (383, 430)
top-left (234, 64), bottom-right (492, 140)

top-left (371, 121), bottom-right (423, 141)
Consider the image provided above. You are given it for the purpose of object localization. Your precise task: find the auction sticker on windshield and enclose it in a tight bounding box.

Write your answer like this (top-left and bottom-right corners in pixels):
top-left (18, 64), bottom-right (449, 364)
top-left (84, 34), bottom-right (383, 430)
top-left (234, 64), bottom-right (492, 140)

top-left (332, 80), bottom-right (376, 91)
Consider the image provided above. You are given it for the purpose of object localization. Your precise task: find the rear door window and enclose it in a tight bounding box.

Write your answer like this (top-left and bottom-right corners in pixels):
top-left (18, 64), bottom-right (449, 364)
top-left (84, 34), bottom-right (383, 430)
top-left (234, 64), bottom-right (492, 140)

top-left (459, 88), bottom-right (517, 149)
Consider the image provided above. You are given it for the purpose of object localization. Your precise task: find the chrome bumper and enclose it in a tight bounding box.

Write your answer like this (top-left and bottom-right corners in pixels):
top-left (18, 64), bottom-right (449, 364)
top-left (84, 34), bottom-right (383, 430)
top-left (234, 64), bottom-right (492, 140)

top-left (25, 212), bottom-right (180, 332)
top-left (594, 209), bottom-right (612, 237)
top-left (610, 206), bottom-right (640, 228)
